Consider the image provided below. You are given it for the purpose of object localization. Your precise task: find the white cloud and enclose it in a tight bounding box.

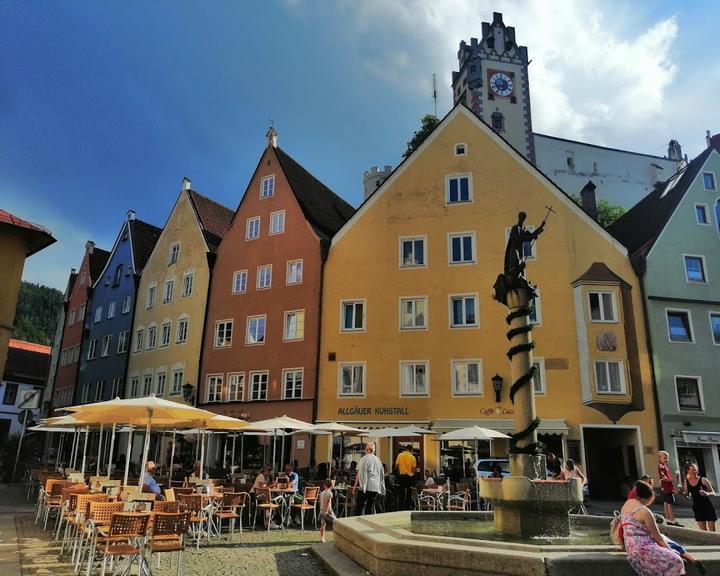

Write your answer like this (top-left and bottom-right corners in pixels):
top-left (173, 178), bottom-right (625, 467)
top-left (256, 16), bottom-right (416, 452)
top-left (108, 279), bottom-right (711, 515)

top-left (332, 0), bottom-right (683, 153)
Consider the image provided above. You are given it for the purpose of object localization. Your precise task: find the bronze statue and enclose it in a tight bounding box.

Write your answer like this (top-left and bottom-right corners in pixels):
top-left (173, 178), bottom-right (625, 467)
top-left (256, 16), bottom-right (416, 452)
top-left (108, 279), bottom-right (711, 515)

top-left (494, 211), bottom-right (545, 305)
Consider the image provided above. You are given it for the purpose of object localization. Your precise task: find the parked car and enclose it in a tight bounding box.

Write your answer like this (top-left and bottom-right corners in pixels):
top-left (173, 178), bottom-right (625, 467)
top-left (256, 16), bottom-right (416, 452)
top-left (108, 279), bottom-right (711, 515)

top-left (474, 458), bottom-right (510, 478)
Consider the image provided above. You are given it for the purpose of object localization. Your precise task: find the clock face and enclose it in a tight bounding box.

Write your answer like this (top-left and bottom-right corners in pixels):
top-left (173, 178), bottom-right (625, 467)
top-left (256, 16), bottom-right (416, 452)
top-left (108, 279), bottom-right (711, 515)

top-left (489, 72), bottom-right (513, 97)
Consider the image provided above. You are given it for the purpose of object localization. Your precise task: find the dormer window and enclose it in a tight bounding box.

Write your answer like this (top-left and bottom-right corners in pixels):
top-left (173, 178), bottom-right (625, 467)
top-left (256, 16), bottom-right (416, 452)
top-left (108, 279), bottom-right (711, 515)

top-left (454, 143), bottom-right (467, 156)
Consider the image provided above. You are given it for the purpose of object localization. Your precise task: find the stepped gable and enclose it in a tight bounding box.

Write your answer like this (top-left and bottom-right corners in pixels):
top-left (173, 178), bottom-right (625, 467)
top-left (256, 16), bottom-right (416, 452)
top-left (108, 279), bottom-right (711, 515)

top-left (274, 147), bottom-right (355, 239)
top-left (608, 147), bottom-right (715, 257)
top-left (188, 190), bottom-right (234, 253)
top-left (88, 247), bottom-right (111, 284)
top-left (129, 219), bottom-right (163, 273)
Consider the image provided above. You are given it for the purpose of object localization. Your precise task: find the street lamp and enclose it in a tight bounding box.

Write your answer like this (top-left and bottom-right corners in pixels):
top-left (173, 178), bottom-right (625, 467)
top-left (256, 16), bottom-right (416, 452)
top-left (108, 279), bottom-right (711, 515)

top-left (492, 374), bottom-right (504, 403)
top-left (182, 383), bottom-right (195, 405)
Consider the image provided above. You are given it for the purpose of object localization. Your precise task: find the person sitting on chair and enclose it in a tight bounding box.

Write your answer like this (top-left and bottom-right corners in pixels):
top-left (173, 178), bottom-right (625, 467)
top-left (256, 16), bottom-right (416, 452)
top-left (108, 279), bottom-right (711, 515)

top-left (142, 461), bottom-right (165, 500)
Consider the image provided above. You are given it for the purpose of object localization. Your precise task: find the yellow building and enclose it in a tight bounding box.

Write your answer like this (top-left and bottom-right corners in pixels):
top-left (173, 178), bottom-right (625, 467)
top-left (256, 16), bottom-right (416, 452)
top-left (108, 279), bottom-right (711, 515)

top-left (316, 106), bottom-right (659, 497)
top-left (126, 180), bottom-right (233, 404)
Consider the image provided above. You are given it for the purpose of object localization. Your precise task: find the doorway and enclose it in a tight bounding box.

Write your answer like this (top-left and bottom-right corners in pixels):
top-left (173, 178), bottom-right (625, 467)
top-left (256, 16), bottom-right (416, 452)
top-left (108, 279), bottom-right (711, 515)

top-left (582, 427), bottom-right (640, 498)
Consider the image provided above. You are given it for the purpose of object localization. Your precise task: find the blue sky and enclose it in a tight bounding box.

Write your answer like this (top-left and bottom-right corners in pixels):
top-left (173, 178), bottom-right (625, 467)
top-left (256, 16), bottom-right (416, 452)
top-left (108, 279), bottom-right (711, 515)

top-left (3, 1), bottom-right (718, 290)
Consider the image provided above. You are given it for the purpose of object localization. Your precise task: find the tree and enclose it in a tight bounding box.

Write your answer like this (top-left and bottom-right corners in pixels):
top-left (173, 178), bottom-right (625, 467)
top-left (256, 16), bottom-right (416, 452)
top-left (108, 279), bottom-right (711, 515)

top-left (570, 195), bottom-right (626, 228)
top-left (403, 114), bottom-right (440, 159)
top-left (12, 281), bottom-right (63, 345)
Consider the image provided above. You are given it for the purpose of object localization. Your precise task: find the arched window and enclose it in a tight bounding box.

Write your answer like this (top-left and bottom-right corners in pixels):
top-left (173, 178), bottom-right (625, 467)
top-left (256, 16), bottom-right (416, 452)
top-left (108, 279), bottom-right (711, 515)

top-left (113, 264), bottom-right (123, 287)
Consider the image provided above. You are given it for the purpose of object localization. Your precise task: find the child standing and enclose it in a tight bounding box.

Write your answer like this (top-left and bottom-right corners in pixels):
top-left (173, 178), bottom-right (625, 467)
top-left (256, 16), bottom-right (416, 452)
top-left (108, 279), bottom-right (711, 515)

top-left (319, 478), bottom-right (336, 543)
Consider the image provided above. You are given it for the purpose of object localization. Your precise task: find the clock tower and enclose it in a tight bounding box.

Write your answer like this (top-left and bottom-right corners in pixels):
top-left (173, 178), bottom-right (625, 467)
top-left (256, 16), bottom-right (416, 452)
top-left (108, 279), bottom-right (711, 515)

top-left (452, 12), bottom-right (535, 163)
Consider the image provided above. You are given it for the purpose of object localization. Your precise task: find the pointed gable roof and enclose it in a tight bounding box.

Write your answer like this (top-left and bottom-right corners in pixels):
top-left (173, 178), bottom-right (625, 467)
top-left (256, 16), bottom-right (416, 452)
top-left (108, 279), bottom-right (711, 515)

top-left (128, 219), bottom-right (163, 274)
top-left (273, 147), bottom-right (355, 239)
top-left (0, 209), bottom-right (56, 256)
top-left (187, 190), bottom-right (234, 253)
top-left (608, 146), bottom-right (716, 258)
top-left (88, 247), bottom-right (111, 284)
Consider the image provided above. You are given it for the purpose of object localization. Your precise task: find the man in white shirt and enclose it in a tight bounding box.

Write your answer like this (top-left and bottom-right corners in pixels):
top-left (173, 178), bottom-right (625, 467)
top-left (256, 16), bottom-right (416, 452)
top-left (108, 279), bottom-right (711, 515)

top-left (353, 442), bottom-right (386, 515)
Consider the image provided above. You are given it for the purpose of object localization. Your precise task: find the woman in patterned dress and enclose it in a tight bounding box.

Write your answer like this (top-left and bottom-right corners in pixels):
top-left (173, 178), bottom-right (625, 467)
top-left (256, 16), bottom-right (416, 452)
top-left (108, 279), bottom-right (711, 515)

top-left (620, 481), bottom-right (685, 576)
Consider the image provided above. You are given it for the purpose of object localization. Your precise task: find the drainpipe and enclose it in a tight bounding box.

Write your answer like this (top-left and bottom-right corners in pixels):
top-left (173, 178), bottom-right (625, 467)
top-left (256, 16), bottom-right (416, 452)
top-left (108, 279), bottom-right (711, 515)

top-left (195, 251), bottom-right (217, 408)
top-left (311, 239), bottom-right (330, 463)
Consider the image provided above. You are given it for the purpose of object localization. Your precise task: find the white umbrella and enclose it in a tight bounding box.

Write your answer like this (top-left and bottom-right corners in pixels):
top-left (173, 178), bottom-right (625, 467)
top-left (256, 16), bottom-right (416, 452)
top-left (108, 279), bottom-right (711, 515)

top-left (312, 422), bottom-right (367, 466)
top-left (244, 416), bottom-right (314, 472)
top-left (368, 425), bottom-right (436, 470)
top-left (437, 426), bottom-right (509, 441)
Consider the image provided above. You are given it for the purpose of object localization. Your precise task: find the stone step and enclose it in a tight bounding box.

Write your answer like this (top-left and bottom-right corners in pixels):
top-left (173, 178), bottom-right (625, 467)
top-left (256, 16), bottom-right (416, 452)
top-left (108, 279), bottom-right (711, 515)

top-left (311, 542), bottom-right (370, 576)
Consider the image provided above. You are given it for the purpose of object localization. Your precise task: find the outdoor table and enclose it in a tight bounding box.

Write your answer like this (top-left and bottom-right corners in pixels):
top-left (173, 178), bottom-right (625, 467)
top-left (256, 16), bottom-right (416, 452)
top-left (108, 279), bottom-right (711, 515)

top-left (421, 487), bottom-right (446, 511)
top-left (269, 488), bottom-right (297, 526)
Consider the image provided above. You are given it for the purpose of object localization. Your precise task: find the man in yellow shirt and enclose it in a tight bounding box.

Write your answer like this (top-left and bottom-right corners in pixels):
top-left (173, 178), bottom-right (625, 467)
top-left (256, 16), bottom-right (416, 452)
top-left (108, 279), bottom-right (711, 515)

top-left (395, 444), bottom-right (417, 510)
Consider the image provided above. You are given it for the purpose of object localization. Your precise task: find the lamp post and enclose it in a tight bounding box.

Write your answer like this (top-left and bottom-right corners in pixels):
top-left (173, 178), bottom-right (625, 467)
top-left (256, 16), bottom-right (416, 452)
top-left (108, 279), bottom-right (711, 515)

top-left (492, 373), bottom-right (504, 403)
top-left (182, 383), bottom-right (195, 406)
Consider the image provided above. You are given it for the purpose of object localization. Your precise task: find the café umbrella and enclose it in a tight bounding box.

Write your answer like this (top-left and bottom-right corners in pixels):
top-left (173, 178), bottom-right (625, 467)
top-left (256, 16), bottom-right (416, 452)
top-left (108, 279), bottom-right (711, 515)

top-left (436, 426), bottom-right (510, 469)
top-left (311, 422), bottom-right (367, 464)
top-left (243, 416), bottom-right (315, 472)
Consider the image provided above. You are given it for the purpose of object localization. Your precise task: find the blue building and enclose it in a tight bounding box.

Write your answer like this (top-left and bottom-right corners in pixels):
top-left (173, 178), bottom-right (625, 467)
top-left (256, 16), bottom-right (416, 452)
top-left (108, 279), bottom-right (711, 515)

top-left (75, 211), bottom-right (162, 404)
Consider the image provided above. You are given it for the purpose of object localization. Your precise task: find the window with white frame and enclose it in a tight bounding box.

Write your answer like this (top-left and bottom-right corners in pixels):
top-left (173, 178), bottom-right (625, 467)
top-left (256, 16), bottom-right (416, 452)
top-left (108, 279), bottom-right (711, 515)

top-left (176, 317), bottom-right (188, 343)
top-left (122, 296), bottom-right (131, 314)
top-left (182, 272), bottom-right (194, 297)
top-left (146, 326), bottom-right (156, 350)
top-left (146, 285), bottom-right (156, 309)
top-left (450, 295), bottom-right (477, 327)
top-left (87, 339), bottom-right (97, 360)
top-left (227, 373), bottom-right (244, 402)
top-left (532, 358), bottom-right (546, 394)
top-left (134, 329), bottom-right (144, 353)
top-left (142, 374), bottom-right (152, 396)
top-left (81, 381), bottom-right (90, 403)
top-left (446, 174), bottom-right (472, 204)
top-left (171, 370), bottom-right (183, 394)
top-left (448, 233), bottom-right (475, 264)
top-left (696, 204), bottom-right (710, 225)
top-left (156, 372), bottom-right (166, 396)
top-left (284, 310), bottom-right (305, 341)
top-left (400, 362), bottom-right (429, 396)
top-left (454, 143), bottom-right (467, 156)
top-left (400, 237), bottom-right (426, 268)
top-left (169, 243), bottom-right (180, 265)
top-left (667, 310), bottom-right (693, 342)
top-left (260, 175), bottom-right (275, 198)
top-left (529, 293), bottom-right (542, 325)
top-left (246, 315), bottom-right (266, 345)
top-left (215, 320), bottom-right (233, 348)
top-left (676, 376), bottom-right (703, 411)
top-left (163, 279), bottom-right (174, 303)
top-left (113, 265), bottom-right (123, 286)
top-left (79, 304), bottom-right (86, 320)
top-left (130, 377), bottom-right (139, 398)
top-left (101, 335), bottom-right (112, 357)
top-left (246, 217), bottom-right (260, 240)
top-left (160, 321), bottom-right (171, 347)
top-left (703, 172), bottom-right (716, 191)
top-left (287, 260), bottom-right (303, 284)
top-left (283, 369), bottom-right (303, 399)
top-left (400, 297), bottom-right (427, 330)
top-left (588, 291), bottom-right (616, 322)
top-left (95, 380), bottom-right (105, 401)
top-left (594, 360), bottom-right (625, 394)
top-left (257, 265), bottom-right (272, 289)
top-left (452, 360), bottom-right (482, 395)
top-left (341, 301), bottom-right (365, 331)
top-left (94, 306), bottom-right (103, 323)
top-left (107, 301), bottom-right (116, 319)
top-left (339, 363), bottom-right (365, 397)
top-left (684, 255), bottom-right (707, 283)
top-left (270, 210), bottom-right (285, 234)
top-left (250, 372), bottom-right (268, 401)
top-left (710, 313), bottom-right (720, 344)
top-left (232, 270), bottom-right (248, 294)
top-left (111, 377), bottom-right (122, 399)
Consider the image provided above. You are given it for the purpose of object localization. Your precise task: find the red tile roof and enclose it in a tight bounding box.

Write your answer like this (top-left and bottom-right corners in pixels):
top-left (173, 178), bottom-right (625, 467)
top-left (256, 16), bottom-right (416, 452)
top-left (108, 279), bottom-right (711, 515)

top-left (0, 209), bottom-right (56, 256)
top-left (188, 190), bottom-right (234, 253)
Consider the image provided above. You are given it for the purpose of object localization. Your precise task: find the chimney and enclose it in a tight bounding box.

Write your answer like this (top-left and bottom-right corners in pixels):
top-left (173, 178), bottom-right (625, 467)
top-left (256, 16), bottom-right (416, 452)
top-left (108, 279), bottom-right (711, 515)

top-left (266, 126), bottom-right (278, 148)
top-left (70, 268), bottom-right (77, 275)
top-left (85, 240), bottom-right (95, 253)
top-left (707, 130), bottom-right (712, 148)
top-left (182, 177), bottom-right (192, 191)
top-left (127, 210), bottom-right (136, 221)
top-left (580, 180), bottom-right (597, 220)
top-left (667, 139), bottom-right (683, 162)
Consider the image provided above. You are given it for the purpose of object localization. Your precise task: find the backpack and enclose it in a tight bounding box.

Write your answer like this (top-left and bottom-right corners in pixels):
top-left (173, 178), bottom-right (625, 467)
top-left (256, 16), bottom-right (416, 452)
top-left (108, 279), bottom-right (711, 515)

top-left (610, 510), bottom-right (624, 548)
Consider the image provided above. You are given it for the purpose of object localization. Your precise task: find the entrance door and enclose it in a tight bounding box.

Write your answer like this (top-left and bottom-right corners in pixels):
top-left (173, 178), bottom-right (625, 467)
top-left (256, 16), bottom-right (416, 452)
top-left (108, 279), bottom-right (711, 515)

top-left (583, 427), bottom-right (639, 499)
top-left (677, 447), bottom-right (706, 477)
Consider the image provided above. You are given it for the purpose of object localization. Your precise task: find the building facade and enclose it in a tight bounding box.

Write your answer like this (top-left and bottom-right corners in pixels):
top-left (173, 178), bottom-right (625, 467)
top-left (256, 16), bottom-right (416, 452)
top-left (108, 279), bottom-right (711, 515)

top-left (75, 213), bottom-right (161, 405)
top-left (126, 181), bottom-right (233, 404)
top-left (451, 12), bottom-right (682, 209)
top-left (51, 242), bottom-right (110, 410)
top-left (199, 131), bottom-right (354, 467)
top-left (610, 145), bottom-right (720, 486)
top-left (317, 106), bottom-right (660, 497)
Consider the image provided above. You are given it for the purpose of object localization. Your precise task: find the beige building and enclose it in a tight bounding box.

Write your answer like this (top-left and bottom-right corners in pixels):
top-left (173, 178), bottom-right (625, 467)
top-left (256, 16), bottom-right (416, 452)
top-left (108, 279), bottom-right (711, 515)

top-left (126, 180), bottom-right (233, 403)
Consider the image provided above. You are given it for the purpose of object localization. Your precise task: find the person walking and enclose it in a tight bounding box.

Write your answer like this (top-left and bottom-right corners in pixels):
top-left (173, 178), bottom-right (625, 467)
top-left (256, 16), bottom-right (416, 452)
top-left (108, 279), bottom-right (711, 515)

top-left (352, 442), bottom-right (385, 515)
top-left (395, 444), bottom-right (417, 511)
top-left (683, 463), bottom-right (717, 532)
top-left (658, 451), bottom-right (683, 527)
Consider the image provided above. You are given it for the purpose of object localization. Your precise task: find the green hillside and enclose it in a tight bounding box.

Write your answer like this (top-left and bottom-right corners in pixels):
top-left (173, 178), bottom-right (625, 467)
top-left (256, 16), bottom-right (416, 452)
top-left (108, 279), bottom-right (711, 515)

top-left (12, 281), bottom-right (63, 345)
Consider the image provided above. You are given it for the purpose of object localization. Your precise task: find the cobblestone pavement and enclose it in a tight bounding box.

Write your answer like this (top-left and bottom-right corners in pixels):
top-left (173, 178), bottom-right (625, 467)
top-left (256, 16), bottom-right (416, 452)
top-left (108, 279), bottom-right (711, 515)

top-left (0, 484), bottom-right (331, 576)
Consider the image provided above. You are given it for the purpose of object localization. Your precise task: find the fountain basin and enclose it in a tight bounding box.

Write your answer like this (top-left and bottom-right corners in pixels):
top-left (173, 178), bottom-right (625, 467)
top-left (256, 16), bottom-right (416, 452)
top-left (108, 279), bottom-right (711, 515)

top-left (330, 511), bottom-right (720, 576)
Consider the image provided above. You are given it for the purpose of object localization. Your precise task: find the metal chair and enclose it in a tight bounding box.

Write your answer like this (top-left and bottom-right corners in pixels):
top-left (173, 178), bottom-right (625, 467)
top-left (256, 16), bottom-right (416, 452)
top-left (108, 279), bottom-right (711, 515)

top-left (147, 512), bottom-right (190, 575)
top-left (153, 500), bottom-right (180, 513)
top-left (214, 492), bottom-right (246, 536)
top-left (291, 486), bottom-right (319, 530)
top-left (66, 493), bottom-right (108, 564)
top-left (77, 500), bottom-right (125, 575)
top-left (177, 493), bottom-right (208, 549)
top-left (253, 487), bottom-right (282, 530)
top-left (93, 512), bottom-right (151, 576)
top-left (447, 489), bottom-right (471, 511)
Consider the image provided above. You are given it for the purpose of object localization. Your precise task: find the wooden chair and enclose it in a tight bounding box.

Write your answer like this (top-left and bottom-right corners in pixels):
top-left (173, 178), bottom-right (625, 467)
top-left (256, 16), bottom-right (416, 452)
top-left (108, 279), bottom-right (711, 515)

top-left (125, 491), bottom-right (156, 512)
top-left (67, 493), bottom-right (108, 564)
top-left (148, 512), bottom-right (190, 574)
top-left (164, 488), bottom-right (176, 502)
top-left (253, 487), bottom-right (281, 531)
top-left (93, 512), bottom-right (150, 576)
top-left (173, 487), bottom-right (194, 496)
top-left (176, 493), bottom-right (207, 549)
top-left (78, 501), bottom-right (125, 576)
top-left (214, 492), bottom-right (246, 536)
top-left (291, 486), bottom-right (319, 530)
top-left (40, 480), bottom-right (73, 530)
top-left (54, 484), bottom-right (88, 541)
top-left (153, 500), bottom-right (180, 513)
